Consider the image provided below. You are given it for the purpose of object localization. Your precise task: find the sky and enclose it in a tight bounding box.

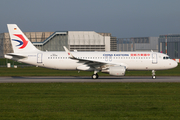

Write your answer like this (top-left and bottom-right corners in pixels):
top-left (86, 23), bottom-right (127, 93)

top-left (0, 0), bottom-right (180, 38)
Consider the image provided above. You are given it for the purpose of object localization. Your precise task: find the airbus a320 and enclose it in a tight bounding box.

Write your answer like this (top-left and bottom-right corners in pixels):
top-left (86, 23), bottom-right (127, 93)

top-left (5, 24), bottom-right (178, 79)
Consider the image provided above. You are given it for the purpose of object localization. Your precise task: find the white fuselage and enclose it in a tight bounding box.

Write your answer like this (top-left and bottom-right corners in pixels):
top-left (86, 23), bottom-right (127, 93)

top-left (6, 24), bottom-right (178, 79)
top-left (10, 51), bottom-right (177, 71)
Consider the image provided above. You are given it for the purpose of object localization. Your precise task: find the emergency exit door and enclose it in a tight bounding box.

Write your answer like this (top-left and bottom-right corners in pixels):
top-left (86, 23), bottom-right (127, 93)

top-left (37, 53), bottom-right (43, 63)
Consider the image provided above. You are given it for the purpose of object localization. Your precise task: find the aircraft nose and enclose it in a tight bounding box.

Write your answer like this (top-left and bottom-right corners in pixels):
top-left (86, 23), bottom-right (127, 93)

top-left (172, 60), bottom-right (178, 68)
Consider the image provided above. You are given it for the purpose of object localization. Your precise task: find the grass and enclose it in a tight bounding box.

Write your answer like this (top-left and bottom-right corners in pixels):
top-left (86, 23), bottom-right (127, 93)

top-left (0, 67), bottom-right (108, 77)
top-left (0, 58), bottom-right (180, 76)
top-left (0, 58), bottom-right (27, 66)
top-left (126, 64), bottom-right (180, 76)
top-left (0, 64), bottom-right (179, 77)
top-left (1, 59), bottom-right (180, 119)
top-left (0, 83), bottom-right (180, 119)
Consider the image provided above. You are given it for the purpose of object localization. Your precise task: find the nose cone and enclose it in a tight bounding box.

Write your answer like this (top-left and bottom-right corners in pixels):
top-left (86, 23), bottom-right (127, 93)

top-left (172, 60), bottom-right (178, 68)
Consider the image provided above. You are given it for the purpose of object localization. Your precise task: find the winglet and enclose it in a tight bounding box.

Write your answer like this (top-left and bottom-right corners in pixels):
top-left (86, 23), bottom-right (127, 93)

top-left (63, 46), bottom-right (75, 58)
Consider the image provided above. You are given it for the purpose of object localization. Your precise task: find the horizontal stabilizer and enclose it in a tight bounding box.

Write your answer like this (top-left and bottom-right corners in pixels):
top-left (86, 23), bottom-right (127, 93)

top-left (5, 53), bottom-right (27, 59)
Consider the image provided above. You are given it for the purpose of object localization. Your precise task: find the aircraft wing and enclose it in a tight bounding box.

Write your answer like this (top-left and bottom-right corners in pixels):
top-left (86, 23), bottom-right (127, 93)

top-left (63, 46), bottom-right (126, 69)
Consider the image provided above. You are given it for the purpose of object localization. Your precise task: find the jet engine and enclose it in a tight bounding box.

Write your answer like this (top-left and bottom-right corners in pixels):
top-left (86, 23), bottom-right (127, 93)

top-left (102, 66), bottom-right (126, 76)
top-left (77, 65), bottom-right (94, 71)
top-left (109, 66), bottom-right (126, 76)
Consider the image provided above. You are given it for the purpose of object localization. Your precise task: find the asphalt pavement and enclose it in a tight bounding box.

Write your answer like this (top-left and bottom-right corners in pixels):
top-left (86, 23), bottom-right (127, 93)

top-left (0, 76), bottom-right (179, 83)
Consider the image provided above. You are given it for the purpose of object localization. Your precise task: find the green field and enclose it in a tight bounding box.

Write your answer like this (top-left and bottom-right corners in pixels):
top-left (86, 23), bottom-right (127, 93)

top-left (0, 58), bottom-right (27, 66)
top-left (1, 58), bottom-right (180, 119)
top-left (0, 58), bottom-right (180, 77)
top-left (0, 64), bottom-right (179, 77)
top-left (0, 83), bottom-right (180, 119)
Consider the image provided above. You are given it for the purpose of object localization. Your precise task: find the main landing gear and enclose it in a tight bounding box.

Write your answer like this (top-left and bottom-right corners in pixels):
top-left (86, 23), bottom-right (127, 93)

top-left (152, 70), bottom-right (156, 79)
top-left (92, 73), bottom-right (99, 79)
top-left (91, 70), bottom-right (156, 79)
top-left (92, 70), bottom-right (99, 79)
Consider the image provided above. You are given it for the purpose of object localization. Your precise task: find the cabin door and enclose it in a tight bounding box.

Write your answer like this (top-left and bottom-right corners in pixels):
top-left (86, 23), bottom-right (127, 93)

top-left (37, 53), bottom-right (43, 63)
top-left (152, 53), bottom-right (157, 64)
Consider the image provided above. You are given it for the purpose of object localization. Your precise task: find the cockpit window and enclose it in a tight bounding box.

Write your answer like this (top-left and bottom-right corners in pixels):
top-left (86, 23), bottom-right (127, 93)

top-left (163, 56), bottom-right (170, 59)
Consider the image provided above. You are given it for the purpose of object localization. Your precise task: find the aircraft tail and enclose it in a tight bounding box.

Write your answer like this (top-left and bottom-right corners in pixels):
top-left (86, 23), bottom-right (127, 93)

top-left (7, 24), bottom-right (40, 53)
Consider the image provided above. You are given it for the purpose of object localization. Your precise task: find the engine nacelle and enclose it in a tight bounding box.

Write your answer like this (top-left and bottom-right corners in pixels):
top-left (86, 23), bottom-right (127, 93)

top-left (109, 66), bottom-right (126, 76)
top-left (76, 65), bottom-right (94, 71)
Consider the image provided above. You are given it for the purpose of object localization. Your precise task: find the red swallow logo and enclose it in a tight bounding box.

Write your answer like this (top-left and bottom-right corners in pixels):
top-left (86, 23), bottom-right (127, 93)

top-left (13, 34), bottom-right (28, 49)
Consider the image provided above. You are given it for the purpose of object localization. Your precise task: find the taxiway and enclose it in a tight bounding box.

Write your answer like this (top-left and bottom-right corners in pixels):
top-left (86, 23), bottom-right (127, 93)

top-left (0, 76), bottom-right (179, 83)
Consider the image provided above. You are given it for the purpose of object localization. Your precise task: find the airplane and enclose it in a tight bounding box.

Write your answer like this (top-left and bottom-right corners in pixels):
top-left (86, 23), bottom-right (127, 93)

top-left (5, 24), bottom-right (178, 79)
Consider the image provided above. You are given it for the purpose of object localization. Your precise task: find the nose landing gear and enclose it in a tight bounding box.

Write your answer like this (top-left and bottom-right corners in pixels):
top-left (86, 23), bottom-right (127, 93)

top-left (152, 70), bottom-right (156, 79)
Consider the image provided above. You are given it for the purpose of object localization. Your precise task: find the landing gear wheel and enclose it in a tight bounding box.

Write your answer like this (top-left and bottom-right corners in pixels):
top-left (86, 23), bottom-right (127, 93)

top-left (92, 74), bottom-right (98, 79)
top-left (152, 70), bottom-right (156, 79)
top-left (152, 75), bottom-right (156, 79)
